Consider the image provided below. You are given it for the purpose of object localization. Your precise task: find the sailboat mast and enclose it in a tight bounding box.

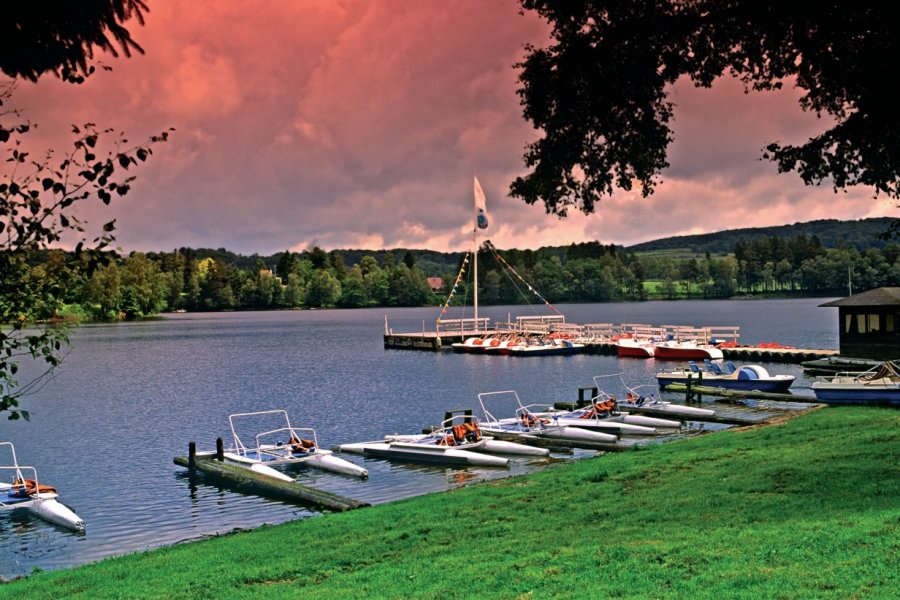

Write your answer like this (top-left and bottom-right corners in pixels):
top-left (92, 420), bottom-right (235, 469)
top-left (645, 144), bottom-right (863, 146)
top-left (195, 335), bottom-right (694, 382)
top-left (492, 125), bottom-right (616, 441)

top-left (472, 176), bottom-right (489, 330)
top-left (473, 203), bottom-right (478, 325)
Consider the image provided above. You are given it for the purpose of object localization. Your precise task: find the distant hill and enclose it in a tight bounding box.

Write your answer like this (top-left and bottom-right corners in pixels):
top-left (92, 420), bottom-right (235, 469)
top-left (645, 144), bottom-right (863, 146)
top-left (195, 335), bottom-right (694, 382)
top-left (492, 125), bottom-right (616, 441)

top-left (168, 217), bottom-right (899, 276)
top-left (626, 217), bottom-right (899, 255)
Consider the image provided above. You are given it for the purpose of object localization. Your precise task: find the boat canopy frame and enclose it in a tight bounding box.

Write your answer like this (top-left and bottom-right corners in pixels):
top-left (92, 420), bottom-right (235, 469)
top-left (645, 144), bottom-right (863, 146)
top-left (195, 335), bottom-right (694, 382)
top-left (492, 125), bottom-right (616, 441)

top-left (227, 410), bottom-right (321, 460)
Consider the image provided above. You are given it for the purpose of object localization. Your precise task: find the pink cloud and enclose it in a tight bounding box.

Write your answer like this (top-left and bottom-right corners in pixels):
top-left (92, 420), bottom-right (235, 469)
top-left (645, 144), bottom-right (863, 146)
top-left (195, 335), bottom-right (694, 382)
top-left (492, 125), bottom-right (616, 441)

top-left (7, 1), bottom-right (893, 256)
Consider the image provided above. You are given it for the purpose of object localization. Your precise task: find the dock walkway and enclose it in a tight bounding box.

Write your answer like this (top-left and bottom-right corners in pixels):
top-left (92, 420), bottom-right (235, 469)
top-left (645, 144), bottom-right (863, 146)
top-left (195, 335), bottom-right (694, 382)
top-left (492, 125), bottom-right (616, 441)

top-left (383, 321), bottom-right (837, 364)
top-left (174, 442), bottom-right (368, 512)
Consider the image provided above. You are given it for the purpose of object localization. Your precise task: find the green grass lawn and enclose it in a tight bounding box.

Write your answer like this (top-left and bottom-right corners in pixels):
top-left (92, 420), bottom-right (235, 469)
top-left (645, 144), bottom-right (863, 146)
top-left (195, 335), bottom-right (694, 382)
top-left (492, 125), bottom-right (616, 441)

top-left (4, 406), bottom-right (898, 599)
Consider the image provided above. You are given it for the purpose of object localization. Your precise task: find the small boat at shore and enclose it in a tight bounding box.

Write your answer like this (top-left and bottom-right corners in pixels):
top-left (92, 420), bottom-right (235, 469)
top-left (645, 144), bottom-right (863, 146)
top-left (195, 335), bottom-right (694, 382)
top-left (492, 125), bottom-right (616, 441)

top-left (653, 339), bottom-right (724, 361)
top-left (194, 449), bottom-right (297, 482)
top-left (811, 361), bottom-right (900, 405)
top-left (477, 391), bottom-right (619, 444)
top-left (801, 355), bottom-right (881, 376)
top-left (507, 336), bottom-right (586, 356)
top-left (618, 383), bottom-right (717, 418)
top-left (614, 336), bottom-right (656, 358)
top-left (452, 335), bottom-right (531, 355)
top-left (540, 391), bottom-right (675, 435)
top-left (1, 442), bottom-right (85, 531)
top-left (451, 336), bottom-right (493, 353)
top-left (335, 413), bottom-right (522, 467)
top-left (212, 410), bottom-right (368, 479)
top-left (656, 361), bottom-right (795, 393)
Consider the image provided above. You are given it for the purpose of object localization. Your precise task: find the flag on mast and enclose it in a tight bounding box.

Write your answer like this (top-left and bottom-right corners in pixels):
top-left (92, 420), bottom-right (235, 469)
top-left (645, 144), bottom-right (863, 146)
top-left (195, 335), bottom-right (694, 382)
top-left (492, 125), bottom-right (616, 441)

top-left (473, 176), bottom-right (489, 230)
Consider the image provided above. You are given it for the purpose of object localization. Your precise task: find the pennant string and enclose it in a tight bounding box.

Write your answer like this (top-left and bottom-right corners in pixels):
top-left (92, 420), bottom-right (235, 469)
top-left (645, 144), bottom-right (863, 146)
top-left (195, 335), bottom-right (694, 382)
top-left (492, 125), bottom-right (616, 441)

top-left (437, 252), bottom-right (471, 324)
top-left (488, 242), bottom-right (562, 315)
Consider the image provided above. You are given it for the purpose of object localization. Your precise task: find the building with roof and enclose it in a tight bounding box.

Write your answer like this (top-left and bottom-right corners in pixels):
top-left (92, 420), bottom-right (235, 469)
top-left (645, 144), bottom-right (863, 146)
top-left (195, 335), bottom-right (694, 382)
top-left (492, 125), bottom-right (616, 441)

top-left (820, 287), bottom-right (900, 359)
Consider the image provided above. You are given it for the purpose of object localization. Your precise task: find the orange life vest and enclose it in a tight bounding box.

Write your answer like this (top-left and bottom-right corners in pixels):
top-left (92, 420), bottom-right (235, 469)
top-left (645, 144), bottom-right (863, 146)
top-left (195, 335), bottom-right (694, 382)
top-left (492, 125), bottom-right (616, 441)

top-left (11, 478), bottom-right (57, 497)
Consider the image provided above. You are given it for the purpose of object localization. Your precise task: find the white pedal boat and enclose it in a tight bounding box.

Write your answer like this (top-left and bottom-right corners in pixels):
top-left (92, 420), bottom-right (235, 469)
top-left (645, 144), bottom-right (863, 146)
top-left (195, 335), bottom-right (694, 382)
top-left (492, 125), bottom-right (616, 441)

top-left (544, 413), bottom-right (660, 435)
top-left (336, 440), bottom-right (510, 467)
top-left (385, 434), bottom-right (550, 457)
top-left (477, 391), bottom-right (619, 444)
top-left (1, 442), bottom-right (85, 531)
top-left (194, 449), bottom-right (295, 482)
top-left (335, 414), bottom-right (526, 467)
top-left (540, 393), bottom-right (669, 435)
top-left (621, 383), bottom-right (716, 418)
top-left (220, 410), bottom-right (368, 479)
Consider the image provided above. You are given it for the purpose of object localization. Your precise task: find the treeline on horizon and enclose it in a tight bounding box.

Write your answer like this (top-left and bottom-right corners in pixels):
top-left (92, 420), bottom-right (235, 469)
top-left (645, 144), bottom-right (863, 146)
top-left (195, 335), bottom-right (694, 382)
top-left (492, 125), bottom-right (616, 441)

top-left (9, 216), bottom-right (900, 322)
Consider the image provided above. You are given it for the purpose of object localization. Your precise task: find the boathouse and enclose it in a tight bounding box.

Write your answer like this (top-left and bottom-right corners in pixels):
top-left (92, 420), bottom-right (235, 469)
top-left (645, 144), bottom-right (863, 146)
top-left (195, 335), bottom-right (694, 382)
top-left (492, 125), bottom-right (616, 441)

top-left (820, 287), bottom-right (900, 360)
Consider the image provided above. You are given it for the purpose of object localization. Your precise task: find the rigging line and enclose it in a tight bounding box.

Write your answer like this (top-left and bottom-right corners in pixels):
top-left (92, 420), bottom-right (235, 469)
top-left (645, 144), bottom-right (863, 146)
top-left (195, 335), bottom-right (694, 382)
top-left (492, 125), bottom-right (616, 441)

top-left (486, 241), bottom-right (563, 315)
top-left (436, 252), bottom-right (471, 324)
top-left (491, 248), bottom-right (538, 310)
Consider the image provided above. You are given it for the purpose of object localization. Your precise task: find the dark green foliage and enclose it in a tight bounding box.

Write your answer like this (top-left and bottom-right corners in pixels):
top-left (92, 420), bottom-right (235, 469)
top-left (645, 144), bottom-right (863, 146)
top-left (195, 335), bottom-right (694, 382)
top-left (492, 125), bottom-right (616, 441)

top-left (12, 219), bottom-right (900, 324)
top-left (629, 217), bottom-right (900, 254)
top-left (1, 84), bottom-right (170, 418)
top-left (0, 3), bottom-right (171, 419)
top-left (1, 1), bottom-right (148, 82)
top-left (513, 1), bottom-right (899, 214)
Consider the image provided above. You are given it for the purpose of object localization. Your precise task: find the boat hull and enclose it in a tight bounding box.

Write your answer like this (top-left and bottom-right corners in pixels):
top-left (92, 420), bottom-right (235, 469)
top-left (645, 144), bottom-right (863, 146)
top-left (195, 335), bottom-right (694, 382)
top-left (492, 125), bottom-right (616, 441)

top-left (451, 338), bottom-right (489, 353)
top-left (384, 434), bottom-right (544, 457)
top-left (811, 384), bottom-right (900, 405)
top-left (656, 374), bottom-right (794, 393)
top-left (507, 343), bottom-right (585, 356)
top-left (801, 356), bottom-right (881, 376)
top-left (27, 495), bottom-right (85, 531)
top-left (253, 445), bottom-right (368, 478)
top-left (547, 417), bottom-right (658, 435)
top-left (336, 441), bottom-right (510, 467)
top-left (615, 340), bottom-right (655, 358)
top-left (623, 401), bottom-right (715, 417)
top-left (535, 426), bottom-right (618, 443)
top-left (302, 452), bottom-right (369, 478)
top-left (653, 345), bottom-right (724, 360)
top-left (481, 423), bottom-right (618, 444)
top-left (481, 439), bottom-right (549, 456)
top-left (196, 451), bottom-right (296, 482)
top-left (616, 413), bottom-right (681, 428)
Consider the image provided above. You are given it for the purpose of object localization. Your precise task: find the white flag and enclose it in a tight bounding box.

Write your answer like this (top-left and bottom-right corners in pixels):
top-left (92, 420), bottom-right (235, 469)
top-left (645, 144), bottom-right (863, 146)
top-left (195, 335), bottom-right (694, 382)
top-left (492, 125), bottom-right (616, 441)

top-left (473, 176), bottom-right (489, 229)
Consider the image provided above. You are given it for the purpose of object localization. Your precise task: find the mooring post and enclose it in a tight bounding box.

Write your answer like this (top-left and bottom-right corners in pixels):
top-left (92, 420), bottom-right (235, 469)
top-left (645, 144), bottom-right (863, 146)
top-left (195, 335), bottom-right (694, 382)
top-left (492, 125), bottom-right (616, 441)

top-left (685, 373), bottom-right (693, 401)
top-left (697, 371), bottom-right (703, 402)
top-left (577, 386), bottom-right (598, 408)
top-left (188, 441), bottom-right (196, 474)
top-left (216, 437), bottom-right (224, 461)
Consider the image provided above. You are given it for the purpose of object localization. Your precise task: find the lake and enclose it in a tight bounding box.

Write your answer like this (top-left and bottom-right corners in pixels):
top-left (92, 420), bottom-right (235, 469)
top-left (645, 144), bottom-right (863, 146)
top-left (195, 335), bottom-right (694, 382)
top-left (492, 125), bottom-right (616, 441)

top-left (0, 298), bottom-right (837, 578)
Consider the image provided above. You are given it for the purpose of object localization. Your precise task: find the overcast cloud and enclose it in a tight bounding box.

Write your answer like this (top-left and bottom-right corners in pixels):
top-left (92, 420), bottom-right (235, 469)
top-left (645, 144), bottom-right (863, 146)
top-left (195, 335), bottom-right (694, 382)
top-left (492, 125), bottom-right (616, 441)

top-left (11, 0), bottom-right (894, 256)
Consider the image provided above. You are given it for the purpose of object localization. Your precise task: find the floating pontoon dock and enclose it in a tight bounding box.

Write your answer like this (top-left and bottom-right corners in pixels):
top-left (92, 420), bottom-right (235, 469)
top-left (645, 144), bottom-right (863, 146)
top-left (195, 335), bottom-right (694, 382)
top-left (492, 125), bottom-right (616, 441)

top-left (384, 317), bottom-right (837, 364)
top-left (174, 441), bottom-right (368, 512)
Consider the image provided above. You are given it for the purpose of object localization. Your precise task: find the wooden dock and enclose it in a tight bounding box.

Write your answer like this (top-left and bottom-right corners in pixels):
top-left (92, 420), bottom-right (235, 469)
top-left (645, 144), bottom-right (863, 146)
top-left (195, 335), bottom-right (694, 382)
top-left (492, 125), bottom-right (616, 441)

top-left (384, 332), bottom-right (837, 364)
top-left (383, 315), bottom-right (840, 364)
top-left (662, 383), bottom-right (818, 403)
top-left (174, 442), bottom-right (368, 512)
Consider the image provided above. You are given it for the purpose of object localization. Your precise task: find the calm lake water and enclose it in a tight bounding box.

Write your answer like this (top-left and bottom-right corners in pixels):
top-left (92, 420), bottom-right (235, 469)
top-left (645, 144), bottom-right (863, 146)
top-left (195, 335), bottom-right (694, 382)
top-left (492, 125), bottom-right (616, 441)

top-left (0, 298), bottom-right (837, 578)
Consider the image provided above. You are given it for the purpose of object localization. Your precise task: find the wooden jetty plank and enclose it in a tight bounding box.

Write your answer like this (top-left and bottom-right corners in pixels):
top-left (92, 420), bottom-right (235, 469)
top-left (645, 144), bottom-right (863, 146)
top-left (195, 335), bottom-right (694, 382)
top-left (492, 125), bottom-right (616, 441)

top-left (173, 454), bottom-right (368, 512)
top-left (663, 383), bottom-right (816, 403)
top-left (383, 333), bottom-right (838, 363)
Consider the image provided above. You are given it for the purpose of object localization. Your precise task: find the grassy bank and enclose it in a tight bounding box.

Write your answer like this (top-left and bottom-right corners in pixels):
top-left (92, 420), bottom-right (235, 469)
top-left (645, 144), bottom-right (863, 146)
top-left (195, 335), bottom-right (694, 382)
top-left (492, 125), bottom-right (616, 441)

top-left (4, 407), bottom-right (898, 598)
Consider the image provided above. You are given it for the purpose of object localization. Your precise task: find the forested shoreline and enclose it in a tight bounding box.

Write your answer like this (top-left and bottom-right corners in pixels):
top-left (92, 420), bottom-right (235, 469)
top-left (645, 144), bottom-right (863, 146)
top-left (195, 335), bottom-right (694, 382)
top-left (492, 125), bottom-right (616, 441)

top-left (13, 231), bottom-right (900, 322)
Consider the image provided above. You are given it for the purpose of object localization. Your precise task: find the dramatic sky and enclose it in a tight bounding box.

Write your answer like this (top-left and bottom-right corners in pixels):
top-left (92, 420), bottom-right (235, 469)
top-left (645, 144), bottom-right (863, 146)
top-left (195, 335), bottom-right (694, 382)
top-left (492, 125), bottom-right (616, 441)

top-left (11, 0), bottom-right (896, 255)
